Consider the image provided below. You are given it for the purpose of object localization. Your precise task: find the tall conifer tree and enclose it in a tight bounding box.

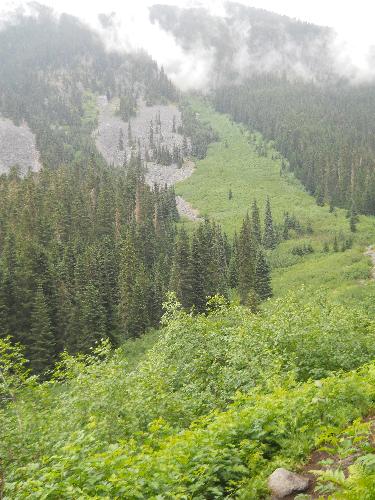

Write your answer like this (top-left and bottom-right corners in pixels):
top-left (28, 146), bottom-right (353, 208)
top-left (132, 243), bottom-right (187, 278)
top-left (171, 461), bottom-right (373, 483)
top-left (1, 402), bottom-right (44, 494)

top-left (255, 250), bottom-right (272, 300)
top-left (263, 197), bottom-right (276, 249)
top-left (29, 283), bottom-right (55, 374)
top-left (237, 213), bottom-right (256, 304)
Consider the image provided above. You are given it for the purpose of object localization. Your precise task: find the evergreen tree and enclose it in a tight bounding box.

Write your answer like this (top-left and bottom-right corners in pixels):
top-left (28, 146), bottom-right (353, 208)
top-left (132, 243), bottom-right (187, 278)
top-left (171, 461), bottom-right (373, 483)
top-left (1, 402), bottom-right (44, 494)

top-left (263, 197), bottom-right (276, 249)
top-left (28, 283), bottom-right (55, 374)
top-left (237, 214), bottom-right (257, 304)
top-left (169, 228), bottom-right (192, 309)
top-left (117, 231), bottom-right (138, 336)
top-left (251, 199), bottom-right (262, 243)
top-left (229, 232), bottom-right (239, 288)
top-left (254, 250), bottom-right (272, 300)
top-left (190, 232), bottom-right (207, 312)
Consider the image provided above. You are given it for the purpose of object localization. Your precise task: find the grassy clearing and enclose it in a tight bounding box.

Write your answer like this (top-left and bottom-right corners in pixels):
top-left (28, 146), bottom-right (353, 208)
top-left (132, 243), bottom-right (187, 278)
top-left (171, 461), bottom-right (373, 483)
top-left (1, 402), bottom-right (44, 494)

top-left (177, 98), bottom-right (375, 303)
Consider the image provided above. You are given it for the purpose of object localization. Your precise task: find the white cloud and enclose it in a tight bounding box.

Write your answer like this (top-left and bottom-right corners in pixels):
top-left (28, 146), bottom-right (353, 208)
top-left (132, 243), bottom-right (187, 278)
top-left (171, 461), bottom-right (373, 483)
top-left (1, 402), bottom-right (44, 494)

top-left (2, 0), bottom-right (375, 86)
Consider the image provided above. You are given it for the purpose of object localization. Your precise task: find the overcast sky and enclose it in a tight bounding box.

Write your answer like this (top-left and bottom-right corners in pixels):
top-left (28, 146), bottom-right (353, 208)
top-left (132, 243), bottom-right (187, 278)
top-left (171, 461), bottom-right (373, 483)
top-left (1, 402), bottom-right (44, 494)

top-left (2, 0), bottom-right (375, 85)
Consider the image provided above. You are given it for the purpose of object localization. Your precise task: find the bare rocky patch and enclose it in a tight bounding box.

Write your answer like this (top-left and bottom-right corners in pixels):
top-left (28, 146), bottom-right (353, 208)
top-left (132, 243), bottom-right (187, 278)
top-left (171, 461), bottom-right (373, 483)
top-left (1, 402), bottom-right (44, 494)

top-left (0, 117), bottom-right (41, 175)
top-left (95, 96), bottom-right (200, 221)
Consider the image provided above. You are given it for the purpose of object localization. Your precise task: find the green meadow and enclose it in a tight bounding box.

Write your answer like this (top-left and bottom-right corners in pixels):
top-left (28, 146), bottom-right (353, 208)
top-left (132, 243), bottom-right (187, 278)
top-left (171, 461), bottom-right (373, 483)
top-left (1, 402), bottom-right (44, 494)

top-left (177, 98), bottom-right (375, 304)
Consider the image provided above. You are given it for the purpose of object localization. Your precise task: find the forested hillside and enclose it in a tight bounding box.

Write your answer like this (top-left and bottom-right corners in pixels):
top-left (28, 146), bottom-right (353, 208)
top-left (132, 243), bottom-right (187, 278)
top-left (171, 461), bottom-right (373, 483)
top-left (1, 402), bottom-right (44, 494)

top-left (151, 3), bottom-right (375, 215)
top-left (2, 3), bottom-right (375, 499)
top-left (214, 78), bottom-right (375, 214)
top-left (0, 4), bottom-right (176, 169)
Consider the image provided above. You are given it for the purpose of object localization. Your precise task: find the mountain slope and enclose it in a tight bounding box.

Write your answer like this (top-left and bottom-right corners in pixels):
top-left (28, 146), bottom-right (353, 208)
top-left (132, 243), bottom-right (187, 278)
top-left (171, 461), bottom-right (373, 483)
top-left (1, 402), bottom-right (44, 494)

top-left (176, 98), bottom-right (375, 306)
top-left (150, 2), bottom-right (336, 85)
top-left (0, 5), bottom-right (177, 170)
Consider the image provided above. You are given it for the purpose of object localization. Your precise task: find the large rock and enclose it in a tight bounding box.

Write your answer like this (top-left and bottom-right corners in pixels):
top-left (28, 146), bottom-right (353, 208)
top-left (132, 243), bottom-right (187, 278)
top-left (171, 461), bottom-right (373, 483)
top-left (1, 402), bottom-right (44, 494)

top-left (268, 468), bottom-right (309, 498)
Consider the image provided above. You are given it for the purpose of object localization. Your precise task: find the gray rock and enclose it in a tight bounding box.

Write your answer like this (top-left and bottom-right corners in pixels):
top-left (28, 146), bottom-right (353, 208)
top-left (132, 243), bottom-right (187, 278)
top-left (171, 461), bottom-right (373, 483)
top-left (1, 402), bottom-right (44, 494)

top-left (268, 468), bottom-right (309, 498)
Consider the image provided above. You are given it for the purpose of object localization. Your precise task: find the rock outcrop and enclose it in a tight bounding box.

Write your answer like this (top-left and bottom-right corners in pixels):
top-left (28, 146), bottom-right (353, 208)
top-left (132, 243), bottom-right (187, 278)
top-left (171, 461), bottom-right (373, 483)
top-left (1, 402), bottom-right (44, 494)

top-left (268, 468), bottom-right (309, 498)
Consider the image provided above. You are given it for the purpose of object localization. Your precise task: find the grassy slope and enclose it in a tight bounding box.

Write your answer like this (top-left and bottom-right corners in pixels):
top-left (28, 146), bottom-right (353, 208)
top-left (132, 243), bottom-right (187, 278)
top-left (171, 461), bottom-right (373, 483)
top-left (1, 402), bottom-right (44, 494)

top-left (177, 98), bottom-right (375, 306)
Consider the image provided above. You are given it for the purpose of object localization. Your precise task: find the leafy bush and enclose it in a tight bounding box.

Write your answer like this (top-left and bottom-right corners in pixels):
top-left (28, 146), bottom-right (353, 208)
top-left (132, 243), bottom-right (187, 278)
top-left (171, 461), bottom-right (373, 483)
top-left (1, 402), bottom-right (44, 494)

top-left (2, 290), bottom-right (375, 498)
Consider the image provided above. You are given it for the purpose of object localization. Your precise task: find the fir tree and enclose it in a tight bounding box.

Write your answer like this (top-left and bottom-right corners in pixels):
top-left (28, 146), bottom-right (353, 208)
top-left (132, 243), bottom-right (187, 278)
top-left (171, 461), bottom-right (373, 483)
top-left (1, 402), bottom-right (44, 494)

top-left (251, 199), bottom-right (262, 243)
top-left (190, 231), bottom-right (207, 312)
top-left (117, 231), bottom-right (138, 336)
top-left (169, 228), bottom-right (192, 309)
top-left (237, 213), bottom-right (257, 304)
top-left (28, 283), bottom-right (55, 374)
top-left (254, 250), bottom-right (272, 300)
top-left (229, 232), bottom-right (239, 288)
top-left (263, 197), bottom-right (276, 249)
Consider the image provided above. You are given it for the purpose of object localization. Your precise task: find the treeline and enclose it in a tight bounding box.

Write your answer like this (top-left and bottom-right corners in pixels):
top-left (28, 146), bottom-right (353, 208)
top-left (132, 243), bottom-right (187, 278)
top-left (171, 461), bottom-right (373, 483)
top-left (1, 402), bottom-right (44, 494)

top-left (0, 6), bottom-right (177, 169)
top-left (214, 76), bottom-right (375, 215)
top-left (179, 104), bottom-right (218, 159)
top-left (171, 199), bottom-right (274, 312)
top-left (0, 154), bottom-right (179, 373)
top-left (0, 157), bottom-right (276, 374)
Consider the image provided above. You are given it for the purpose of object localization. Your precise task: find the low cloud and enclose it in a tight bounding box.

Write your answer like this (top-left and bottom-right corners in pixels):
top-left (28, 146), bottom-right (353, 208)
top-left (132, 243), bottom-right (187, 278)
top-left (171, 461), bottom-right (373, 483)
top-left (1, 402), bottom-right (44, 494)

top-left (2, 1), bottom-right (375, 89)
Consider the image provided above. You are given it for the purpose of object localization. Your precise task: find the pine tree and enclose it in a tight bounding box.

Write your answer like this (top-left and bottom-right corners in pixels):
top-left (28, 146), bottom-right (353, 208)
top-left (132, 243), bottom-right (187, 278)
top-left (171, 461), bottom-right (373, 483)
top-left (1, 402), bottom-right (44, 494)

top-left (128, 265), bottom-right (150, 337)
top-left (169, 228), bottom-right (192, 309)
top-left (28, 283), bottom-right (55, 374)
top-left (237, 213), bottom-right (257, 304)
top-left (254, 250), bottom-right (272, 300)
top-left (251, 199), bottom-right (262, 243)
top-left (117, 231), bottom-right (138, 336)
top-left (263, 197), bottom-right (276, 249)
top-left (229, 232), bottom-right (239, 288)
top-left (190, 232), bottom-right (207, 312)
top-left (75, 283), bottom-right (107, 352)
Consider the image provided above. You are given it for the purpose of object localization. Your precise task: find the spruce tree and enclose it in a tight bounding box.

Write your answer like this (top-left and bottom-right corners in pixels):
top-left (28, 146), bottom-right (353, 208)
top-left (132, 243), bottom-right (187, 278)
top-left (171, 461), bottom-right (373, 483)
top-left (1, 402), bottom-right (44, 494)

top-left (128, 265), bottom-right (150, 337)
top-left (237, 213), bottom-right (256, 304)
top-left (117, 231), bottom-right (138, 336)
top-left (263, 197), bottom-right (276, 249)
top-left (169, 228), bottom-right (192, 309)
top-left (255, 250), bottom-right (272, 300)
top-left (251, 199), bottom-right (262, 243)
top-left (229, 232), bottom-right (239, 288)
top-left (190, 232), bottom-right (206, 312)
top-left (75, 283), bottom-right (107, 352)
top-left (29, 283), bottom-right (55, 374)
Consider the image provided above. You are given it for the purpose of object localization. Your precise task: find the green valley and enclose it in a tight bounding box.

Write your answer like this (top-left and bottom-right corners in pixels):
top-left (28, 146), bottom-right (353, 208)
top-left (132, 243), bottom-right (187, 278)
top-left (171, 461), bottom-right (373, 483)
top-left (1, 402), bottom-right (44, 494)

top-left (177, 98), bottom-right (375, 305)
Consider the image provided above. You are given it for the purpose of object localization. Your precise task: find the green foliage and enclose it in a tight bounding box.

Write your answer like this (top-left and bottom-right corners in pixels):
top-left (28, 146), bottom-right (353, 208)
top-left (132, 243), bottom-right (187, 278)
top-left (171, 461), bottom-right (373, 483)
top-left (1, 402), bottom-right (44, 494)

top-left (215, 77), bottom-right (375, 216)
top-left (2, 291), bottom-right (375, 497)
top-left (176, 99), bottom-right (375, 306)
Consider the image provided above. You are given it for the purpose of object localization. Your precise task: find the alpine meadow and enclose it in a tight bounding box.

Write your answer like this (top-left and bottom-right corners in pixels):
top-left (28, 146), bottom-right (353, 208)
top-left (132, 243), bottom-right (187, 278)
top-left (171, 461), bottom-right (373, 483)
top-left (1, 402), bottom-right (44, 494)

top-left (1, 2), bottom-right (375, 499)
